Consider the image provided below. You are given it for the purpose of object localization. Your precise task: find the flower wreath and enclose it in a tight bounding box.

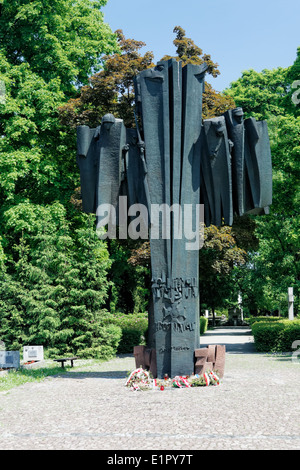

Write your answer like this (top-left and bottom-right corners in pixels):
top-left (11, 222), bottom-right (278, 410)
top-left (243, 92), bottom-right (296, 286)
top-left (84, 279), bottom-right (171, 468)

top-left (125, 368), bottom-right (220, 391)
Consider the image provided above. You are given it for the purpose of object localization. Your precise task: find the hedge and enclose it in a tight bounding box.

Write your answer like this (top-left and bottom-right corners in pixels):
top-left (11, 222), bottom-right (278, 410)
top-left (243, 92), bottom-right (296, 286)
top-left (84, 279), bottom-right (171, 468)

top-left (110, 313), bottom-right (148, 354)
top-left (251, 319), bottom-right (300, 352)
top-left (248, 316), bottom-right (282, 326)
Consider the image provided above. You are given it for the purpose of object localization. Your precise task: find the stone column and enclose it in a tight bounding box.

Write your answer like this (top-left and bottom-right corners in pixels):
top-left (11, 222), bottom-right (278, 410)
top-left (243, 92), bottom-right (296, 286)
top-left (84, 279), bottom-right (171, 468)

top-left (288, 287), bottom-right (294, 320)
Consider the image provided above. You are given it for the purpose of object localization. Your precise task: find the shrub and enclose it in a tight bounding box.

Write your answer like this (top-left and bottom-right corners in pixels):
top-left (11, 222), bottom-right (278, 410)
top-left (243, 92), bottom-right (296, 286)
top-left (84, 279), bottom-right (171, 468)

top-left (110, 313), bottom-right (148, 354)
top-left (251, 319), bottom-right (300, 352)
top-left (77, 324), bottom-right (123, 359)
top-left (279, 320), bottom-right (300, 352)
top-left (200, 317), bottom-right (208, 335)
top-left (251, 321), bottom-right (285, 352)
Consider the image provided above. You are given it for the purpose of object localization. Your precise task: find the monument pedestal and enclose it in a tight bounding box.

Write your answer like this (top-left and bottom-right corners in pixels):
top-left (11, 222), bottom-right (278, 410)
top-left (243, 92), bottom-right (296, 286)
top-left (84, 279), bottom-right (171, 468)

top-left (134, 344), bottom-right (226, 379)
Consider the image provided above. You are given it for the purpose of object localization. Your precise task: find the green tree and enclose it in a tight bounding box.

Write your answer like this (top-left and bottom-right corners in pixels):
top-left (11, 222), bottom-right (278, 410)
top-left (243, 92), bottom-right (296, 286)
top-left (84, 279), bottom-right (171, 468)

top-left (0, 0), bottom-right (118, 96)
top-left (224, 67), bottom-right (291, 121)
top-left (58, 29), bottom-right (155, 129)
top-left (199, 225), bottom-right (247, 324)
top-left (227, 50), bottom-right (300, 317)
top-left (0, 203), bottom-right (119, 357)
top-left (0, 53), bottom-right (67, 206)
top-left (0, 2), bottom-right (121, 356)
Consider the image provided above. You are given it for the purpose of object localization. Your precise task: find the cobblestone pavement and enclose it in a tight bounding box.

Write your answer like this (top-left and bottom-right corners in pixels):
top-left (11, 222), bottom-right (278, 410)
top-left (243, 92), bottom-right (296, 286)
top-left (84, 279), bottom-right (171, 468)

top-left (0, 328), bottom-right (299, 451)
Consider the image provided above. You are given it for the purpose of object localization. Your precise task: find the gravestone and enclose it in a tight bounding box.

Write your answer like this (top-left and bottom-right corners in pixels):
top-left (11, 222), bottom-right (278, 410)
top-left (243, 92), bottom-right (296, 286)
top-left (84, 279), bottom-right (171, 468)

top-left (0, 351), bottom-right (20, 369)
top-left (23, 346), bottom-right (44, 362)
top-left (76, 59), bottom-right (273, 378)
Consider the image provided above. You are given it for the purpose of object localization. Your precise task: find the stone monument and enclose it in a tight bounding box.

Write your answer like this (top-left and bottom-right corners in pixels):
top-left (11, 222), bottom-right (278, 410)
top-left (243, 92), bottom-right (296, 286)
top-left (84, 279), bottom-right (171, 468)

top-left (23, 345), bottom-right (44, 362)
top-left (76, 59), bottom-right (273, 378)
top-left (0, 351), bottom-right (20, 369)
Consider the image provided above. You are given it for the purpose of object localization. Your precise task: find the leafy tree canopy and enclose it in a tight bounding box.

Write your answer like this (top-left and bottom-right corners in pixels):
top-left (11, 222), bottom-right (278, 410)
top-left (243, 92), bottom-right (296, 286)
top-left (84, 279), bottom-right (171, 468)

top-left (59, 29), bottom-right (155, 129)
top-left (0, 0), bottom-right (118, 96)
top-left (224, 67), bottom-right (291, 121)
top-left (59, 27), bottom-right (235, 129)
top-left (161, 26), bottom-right (220, 77)
top-left (227, 48), bottom-right (300, 316)
top-left (0, 0), bottom-right (120, 356)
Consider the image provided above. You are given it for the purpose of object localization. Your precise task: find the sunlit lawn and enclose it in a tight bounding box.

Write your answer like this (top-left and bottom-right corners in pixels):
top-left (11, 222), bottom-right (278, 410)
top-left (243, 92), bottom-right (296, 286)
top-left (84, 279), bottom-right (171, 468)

top-left (0, 358), bottom-right (111, 392)
top-left (0, 365), bottom-right (65, 392)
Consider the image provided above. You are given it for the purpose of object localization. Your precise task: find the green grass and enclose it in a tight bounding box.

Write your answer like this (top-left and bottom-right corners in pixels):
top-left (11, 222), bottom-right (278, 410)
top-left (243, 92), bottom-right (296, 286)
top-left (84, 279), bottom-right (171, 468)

top-left (0, 365), bottom-right (65, 392)
top-left (0, 358), bottom-right (111, 392)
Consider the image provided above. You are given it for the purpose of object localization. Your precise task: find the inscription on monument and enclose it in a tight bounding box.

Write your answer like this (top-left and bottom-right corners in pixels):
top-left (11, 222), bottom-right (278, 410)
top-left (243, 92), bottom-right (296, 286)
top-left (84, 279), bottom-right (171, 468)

top-left (155, 320), bottom-right (196, 333)
top-left (159, 346), bottom-right (191, 354)
top-left (151, 276), bottom-right (198, 301)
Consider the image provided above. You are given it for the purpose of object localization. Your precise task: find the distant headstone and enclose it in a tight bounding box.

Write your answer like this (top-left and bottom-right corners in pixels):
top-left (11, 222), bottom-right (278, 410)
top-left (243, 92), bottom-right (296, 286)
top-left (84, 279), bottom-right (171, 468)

top-left (288, 287), bottom-right (294, 320)
top-left (0, 351), bottom-right (20, 369)
top-left (23, 346), bottom-right (44, 362)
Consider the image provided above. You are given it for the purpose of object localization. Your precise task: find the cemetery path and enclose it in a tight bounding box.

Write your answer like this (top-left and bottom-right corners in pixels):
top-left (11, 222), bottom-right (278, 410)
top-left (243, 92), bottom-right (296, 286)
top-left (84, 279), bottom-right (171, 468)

top-left (0, 327), bottom-right (299, 451)
top-left (200, 326), bottom-right (256, 353)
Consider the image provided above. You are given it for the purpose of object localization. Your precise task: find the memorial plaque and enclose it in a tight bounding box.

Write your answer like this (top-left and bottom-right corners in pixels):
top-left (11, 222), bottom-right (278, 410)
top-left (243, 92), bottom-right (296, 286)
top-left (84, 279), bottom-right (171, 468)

top-left (0, 351), bottom-right (20, 369)
top-left (23, 346), bottom-right (44, 362)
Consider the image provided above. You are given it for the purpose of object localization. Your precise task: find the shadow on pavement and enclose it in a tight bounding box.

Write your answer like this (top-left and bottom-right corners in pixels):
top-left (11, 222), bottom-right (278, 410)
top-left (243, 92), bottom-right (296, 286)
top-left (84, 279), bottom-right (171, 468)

top-left (54, 370), bottom-right (130, 379)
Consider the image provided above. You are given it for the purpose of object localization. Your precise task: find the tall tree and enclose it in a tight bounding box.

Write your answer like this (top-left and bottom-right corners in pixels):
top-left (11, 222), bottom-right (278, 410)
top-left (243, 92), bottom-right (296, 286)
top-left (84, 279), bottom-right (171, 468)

top-left (0, 203), bottom-right (119, 357)
top-left (227, 51), bottom-right (300, 316)
top-left (0, 0), bottom-right (118, 96)
top-left (59, 27), bottom-right (235, 129)
top-left (58, 29), bottom-right (155, 128)
top-left (0, 0), bottom-right (120, 356)
top-left (224, 67), bottom-right (291, 121)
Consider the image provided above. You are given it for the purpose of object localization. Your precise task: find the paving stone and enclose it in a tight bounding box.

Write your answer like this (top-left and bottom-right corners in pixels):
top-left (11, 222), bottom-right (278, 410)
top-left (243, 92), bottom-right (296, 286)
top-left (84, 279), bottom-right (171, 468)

top-left (0, 328), bottom-right (299, 450)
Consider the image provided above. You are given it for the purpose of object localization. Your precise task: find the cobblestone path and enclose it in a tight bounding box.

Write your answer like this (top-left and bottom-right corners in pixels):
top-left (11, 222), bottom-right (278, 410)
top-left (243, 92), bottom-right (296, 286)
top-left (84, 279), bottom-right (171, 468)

top-left (0, 328), bottom-right (299, 450)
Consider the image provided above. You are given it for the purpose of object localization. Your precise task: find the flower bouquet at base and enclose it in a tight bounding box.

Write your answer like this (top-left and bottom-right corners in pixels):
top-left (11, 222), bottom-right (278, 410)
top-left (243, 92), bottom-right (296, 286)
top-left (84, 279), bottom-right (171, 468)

top-left (189, 370), bottom-right (220, 387)
top-left (125, 367), bottom-right (152, 391)
top-left (125, 368), bottom-right (220, 391)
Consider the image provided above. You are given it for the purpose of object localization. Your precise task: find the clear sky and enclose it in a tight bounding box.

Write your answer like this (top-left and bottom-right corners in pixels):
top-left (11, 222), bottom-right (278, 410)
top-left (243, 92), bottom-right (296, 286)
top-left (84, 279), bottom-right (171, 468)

top-left (103, 0), bottom-right (300, 92)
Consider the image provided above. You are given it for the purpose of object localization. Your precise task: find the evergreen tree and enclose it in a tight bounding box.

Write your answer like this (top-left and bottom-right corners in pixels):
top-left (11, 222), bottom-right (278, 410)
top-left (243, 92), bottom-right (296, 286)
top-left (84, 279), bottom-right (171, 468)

top-left (0, 203), bottom-right (120, 357)
top-left (0, 1), bottom-right (120, 356)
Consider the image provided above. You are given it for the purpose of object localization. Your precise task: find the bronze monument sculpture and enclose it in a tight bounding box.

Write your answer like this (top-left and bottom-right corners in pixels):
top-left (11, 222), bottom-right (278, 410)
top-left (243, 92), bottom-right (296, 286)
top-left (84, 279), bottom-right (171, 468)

top-left (76, 59), bottom-right (272, 378)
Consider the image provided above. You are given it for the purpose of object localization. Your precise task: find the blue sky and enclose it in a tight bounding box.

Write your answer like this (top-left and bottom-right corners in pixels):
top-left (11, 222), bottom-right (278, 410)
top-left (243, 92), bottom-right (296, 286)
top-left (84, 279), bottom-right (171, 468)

top-left (103, 0), bottom-right (300, 92)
